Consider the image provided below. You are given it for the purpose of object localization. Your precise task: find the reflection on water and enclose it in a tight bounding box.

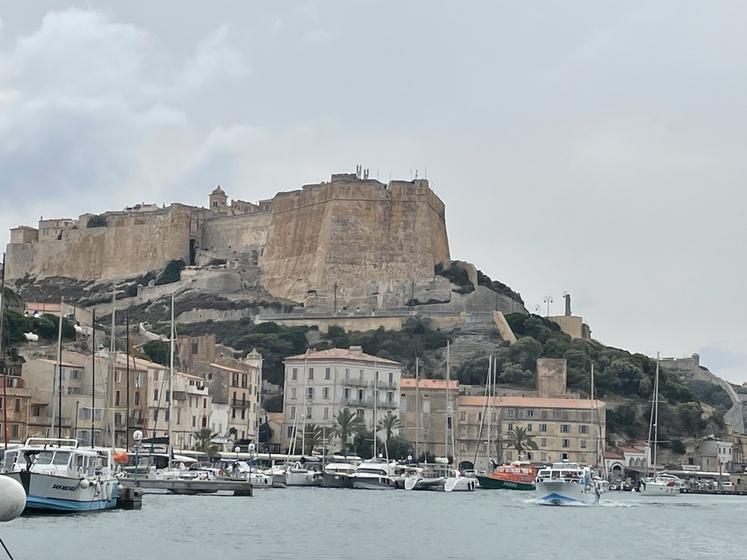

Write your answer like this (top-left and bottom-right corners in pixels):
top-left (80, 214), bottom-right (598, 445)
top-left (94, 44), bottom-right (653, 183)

top-left (3, 489), bottom-right (746, 560)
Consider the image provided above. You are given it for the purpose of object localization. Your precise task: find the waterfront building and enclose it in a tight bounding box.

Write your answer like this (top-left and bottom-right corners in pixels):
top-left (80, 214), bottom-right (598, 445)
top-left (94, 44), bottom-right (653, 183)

top-left (399, 378), bottom-right (458, 459)
top-left (456, 395), bottom-right (606, 468)
top-left (686, 436), bottom-right (736, 472)
top-left (281, 347), bottom-right (401, 451)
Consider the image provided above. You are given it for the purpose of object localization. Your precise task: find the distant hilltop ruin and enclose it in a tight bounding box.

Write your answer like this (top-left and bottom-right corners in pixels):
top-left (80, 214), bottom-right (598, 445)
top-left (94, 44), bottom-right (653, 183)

top-left (5, 171), bottom-right (525, 317)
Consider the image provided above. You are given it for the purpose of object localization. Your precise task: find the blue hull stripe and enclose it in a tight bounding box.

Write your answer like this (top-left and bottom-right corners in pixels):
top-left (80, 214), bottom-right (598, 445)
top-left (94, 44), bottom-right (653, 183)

top-left (539, 492), bottom-right (584, 506)
top-left (25, 495), bottom-right (118, 512)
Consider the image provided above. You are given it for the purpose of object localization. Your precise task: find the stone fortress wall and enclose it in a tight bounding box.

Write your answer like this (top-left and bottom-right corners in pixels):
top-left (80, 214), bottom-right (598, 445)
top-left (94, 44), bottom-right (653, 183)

top-left (5, 172), bottom-right (452, 310)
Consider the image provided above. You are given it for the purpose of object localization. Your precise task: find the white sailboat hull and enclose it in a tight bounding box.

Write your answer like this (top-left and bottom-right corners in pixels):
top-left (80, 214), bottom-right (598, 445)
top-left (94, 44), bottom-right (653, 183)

top-left (285, 470), bottom-right (321, 486)
top-left (352, 475), bottom-right (397, 490)
top-left (444, 476), bottom-right (476, 492)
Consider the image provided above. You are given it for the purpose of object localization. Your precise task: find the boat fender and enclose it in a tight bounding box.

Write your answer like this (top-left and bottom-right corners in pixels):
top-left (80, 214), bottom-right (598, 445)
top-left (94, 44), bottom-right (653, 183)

top-left (0, 477), bottom-right (26, 522)
top-left (79, 478), bottom-right (90, 489)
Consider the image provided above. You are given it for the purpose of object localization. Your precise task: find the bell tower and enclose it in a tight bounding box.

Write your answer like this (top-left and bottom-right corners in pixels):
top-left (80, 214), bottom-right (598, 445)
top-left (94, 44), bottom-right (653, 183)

top-left (209, 186), bottom-right (228, 210)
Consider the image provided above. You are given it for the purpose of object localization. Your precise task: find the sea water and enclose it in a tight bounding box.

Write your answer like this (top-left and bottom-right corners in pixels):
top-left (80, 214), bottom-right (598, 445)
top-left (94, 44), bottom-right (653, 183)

top-left (2, 489), bottom-right (746, 559)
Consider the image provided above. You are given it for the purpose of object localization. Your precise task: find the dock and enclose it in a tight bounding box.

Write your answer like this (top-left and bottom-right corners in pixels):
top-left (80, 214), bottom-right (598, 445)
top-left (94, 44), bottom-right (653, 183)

top-left (119, 478), bottom-right (253, 496)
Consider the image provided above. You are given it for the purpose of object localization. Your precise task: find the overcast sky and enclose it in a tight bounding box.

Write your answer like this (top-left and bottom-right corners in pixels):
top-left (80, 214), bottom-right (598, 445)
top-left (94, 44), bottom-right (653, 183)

top-left (1, 1), bottom-right (745, 382)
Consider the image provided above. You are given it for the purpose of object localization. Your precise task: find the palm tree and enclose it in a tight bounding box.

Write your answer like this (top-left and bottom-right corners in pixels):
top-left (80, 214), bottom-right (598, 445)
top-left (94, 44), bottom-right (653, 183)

top-left (332, 408), bottom-right (364, 449)
top-left (193, 428), bottom-right (218, 453)
top-left (377, 411), bottom-right (401, 445)
top-left (505, 426), bottom-right (538, 458)
top-left (297, 423), bottom-right (325, 454)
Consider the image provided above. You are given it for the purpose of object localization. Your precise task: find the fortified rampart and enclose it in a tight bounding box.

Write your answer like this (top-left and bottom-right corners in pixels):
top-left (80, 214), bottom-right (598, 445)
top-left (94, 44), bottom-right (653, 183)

top-left (260, 174), bottom-right (450, 304)
top-left (6, 204), bottom-right (194, 281)
top-left (5, 173), bottom-right (451, 310)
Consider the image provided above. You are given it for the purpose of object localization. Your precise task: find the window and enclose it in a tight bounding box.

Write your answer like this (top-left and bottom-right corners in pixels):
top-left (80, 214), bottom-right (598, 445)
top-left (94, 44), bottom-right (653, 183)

top-left (580, 440), bottom-right (587, 449)
top-left (291, 387), bottom-right (297, 400)
top-left (192, 341), bottom-right (198, 354)
top-left (325, 367), bottom-right (331, 380)
top-left (308, 368), bottom-right (314, 381)
top-left (241, 409), bottom-right (246, 420)
top-left (287, 426), bottom-right (294, 438)
top-left (357, 388), bottom-right (364, 401)
top-left (562, 452), bottom-right (569, 461)
top-left (70, 369), bottom-right (81, 381)
top-left (290, 406), bottom-right (296, 419)
top-left (541, 452), bottom-right (547, 462)
top-left (323, 387), bottom-right (330, 399)
top-left (323, 407), bottom-right (329, 419)
top-left (507, 423), bottom-right (513, 431)
top-left (526, 424), bottom-right (532, 432)
top-left (153, 409), bottom-right (158, 421)
top-left (153, 369), bottom-right (159, 381)
top-left (134, 392), bottom-right (140, 406)
top-left (527, 452), bottom-right (533, 461)
top-left (176, 409), bottom-right (181, 425)
top-left (115, 391), bottom-right (120, 407)
top-left (560, 424), bottom-right (570, 433)
top-left (115, 370), bottom-right (122, 384)
top-left (14, 399), bottom-right (20, 413)
top-left (292, 368), bottom-right (298, 381)
top-left (11, 424), bottom-right (19, 439)
top-left (540, 438), bottom-right (547, 447)
top-left (539, 424), bottom-right (547, 432)
top-left (460, 411), bottom-right (466, 421)
top-left (306, 387), bottom-right (314, 400)
top-left (526, 409), bottom-right (534, 417)
top-left (232, 408), bottom-right (236, 419)
top-left (343, 388), bottom-right (350, 400)
top-left (136, 373), bottom-right (144, 388)
top-left (242, 374), bottom-right (248, 388)
top-left (202, 416), bottom-right (207, 428)
top-left (579, 425), bottom-right (589, 434)
top-left (541, 410), bottom-right (548, 419)
top-left (306, 407), bottom-right (312, 419)
top-left (507, 408), bottom-right (515, 418)
top-left (388, 372), bottom-right (393, 386)
top-left (192, 416), bottom-right (196, 427)
top-left (387, 391), bottom-right (393, 403)
top-left (232, 373), bottom-right (239, 387)
top-left (356, 409), bottom-right (364, 420)
top-left (562, 439), bottom-right (570, 448)
top-left (153, 389), bottom-right (159, 402)
top-left (359, 370), bottom-right (364, 382)
top-left (561, 411), bottom-right (569, 420)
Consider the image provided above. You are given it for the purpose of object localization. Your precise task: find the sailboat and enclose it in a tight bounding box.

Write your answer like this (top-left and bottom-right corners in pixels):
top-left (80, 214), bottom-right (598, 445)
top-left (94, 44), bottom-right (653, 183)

top-left (640, 354), bottom-right (680, 496)
top-left (0, 308), bottom-right (120, 512)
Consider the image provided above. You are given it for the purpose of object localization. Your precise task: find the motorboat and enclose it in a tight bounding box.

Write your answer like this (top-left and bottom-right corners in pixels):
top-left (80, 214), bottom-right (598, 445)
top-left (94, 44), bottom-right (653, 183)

top-left (640, 475), bottom-right (680, 496)
top-left (1, 438), bottom-right (119, 512)
top-left (535, 461), bottom-right (601, 506)
top-left (476, 461), bottom-right (536, 491)
top-left (322, 462), bottom-right (356, 488)
top-left (284, 461), bottom-right (323, 486)
top-left (231, 461), bottom-right (274, 488)
top-left (351, 459), bottom-right (397, 490)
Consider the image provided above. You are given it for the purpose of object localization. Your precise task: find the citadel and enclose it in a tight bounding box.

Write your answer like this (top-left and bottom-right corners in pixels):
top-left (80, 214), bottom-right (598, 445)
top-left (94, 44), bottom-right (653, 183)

top-left (5, 171), bottom-right (525, 321)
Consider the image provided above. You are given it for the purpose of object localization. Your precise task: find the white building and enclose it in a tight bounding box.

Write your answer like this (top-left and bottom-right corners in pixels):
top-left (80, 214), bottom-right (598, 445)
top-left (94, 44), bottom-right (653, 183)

top-left (281, 346), bottom-right (402, 451)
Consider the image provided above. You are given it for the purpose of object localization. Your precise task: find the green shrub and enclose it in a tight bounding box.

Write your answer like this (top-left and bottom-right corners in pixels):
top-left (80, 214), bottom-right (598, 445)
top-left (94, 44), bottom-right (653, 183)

top-left (155, 259), bottom-right (186, 285)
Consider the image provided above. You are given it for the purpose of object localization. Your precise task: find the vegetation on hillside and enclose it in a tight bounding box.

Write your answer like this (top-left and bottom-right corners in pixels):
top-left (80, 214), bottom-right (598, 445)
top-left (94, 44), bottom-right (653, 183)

top-left (476, 269), bottom-right (524, 305)
top-left (142, 340), bottom-right (169, 366)
top-left (3, 310), bottom-right (76, 344)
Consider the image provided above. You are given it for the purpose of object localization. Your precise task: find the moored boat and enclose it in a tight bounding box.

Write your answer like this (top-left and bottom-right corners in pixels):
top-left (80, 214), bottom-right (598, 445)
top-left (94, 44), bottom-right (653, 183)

top-left (1, 438), bottom-right (119, 512)
top-left (322, 462), bottom-right (356, 488)
top-left (351, 459), bottom-right (397, 490)
top-left (476, 461), bottom-right (536, 491)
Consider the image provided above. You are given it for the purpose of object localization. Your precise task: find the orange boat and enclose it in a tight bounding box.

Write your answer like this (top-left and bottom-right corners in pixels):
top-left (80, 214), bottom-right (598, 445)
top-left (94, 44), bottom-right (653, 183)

top-left (476, 460), bottom-right (537, 490)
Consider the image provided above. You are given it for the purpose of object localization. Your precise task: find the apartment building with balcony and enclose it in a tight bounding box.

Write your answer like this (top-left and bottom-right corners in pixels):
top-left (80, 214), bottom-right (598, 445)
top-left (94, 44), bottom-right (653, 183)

top-left (455, 395), bottom-right (606, 470)
top-left (282, 346), bottom-right (401, 451)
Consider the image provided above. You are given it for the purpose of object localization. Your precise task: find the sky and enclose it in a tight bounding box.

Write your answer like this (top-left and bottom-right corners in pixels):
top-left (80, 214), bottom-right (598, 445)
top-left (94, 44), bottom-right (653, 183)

top-left (0, 1), bottom-right (745, 382)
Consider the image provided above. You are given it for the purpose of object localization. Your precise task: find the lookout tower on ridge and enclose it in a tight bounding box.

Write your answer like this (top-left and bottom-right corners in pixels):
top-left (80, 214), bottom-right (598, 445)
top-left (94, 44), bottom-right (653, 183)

top-left (209, 186), bottom-right (228, 209)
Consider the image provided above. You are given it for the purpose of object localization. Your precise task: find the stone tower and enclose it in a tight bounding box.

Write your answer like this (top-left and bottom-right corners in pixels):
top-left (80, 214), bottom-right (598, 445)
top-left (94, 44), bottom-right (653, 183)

top-left (209, 186), bottom-right (228, 210)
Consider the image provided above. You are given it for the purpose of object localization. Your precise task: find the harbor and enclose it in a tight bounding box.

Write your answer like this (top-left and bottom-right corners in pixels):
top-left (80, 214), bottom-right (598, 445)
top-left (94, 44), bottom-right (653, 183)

top-left (3, 489), bottom-right (747, 560)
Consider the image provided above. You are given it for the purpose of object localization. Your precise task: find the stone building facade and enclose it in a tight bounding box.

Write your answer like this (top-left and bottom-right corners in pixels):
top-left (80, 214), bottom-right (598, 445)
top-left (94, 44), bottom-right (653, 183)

top-left (399, 378), bottom-right (458, 460)
top-left (282, 347), bottom-right (402, 451)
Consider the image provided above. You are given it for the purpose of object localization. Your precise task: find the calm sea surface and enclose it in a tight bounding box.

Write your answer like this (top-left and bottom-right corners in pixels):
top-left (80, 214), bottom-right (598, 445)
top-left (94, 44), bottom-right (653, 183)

top-left (2, 489), bottom-right (746, 560)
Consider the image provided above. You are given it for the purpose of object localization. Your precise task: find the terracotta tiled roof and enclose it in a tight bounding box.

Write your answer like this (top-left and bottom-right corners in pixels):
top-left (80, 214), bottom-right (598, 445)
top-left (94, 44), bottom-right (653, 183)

top-left (400, 378), bottom-right (458, 390)
top-left (457, 395), bottom-right (605, 409)
top-left (209, 362), bottom-right (246, 374)
top-left (605, 450), bottom-right (625, 459)
top-left (285, 348), bottom-right (400, 366)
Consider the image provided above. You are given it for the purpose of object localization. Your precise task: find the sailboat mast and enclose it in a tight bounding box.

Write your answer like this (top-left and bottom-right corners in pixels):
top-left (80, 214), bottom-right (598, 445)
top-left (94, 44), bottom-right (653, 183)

top-left (110, 288), bottom-right (116, 449)
top-left (373, 360), bottom-right (378, 459)
top-left (57, 299), bottom-right (64, 439)
top-left (0, 254), bottom-right (7, 448)
top-left (444, 341), bottom-right (450, 461)
top-left (91, 309), bottom-right (96, 447)
top-left (415, 356), bottom-right (420, 461)
top-left (652, 354), bottom-right (660, 475)
top-left (125, 311), bottom-right (131, 452)
top-left (168, 293), bottom-right (174, 458)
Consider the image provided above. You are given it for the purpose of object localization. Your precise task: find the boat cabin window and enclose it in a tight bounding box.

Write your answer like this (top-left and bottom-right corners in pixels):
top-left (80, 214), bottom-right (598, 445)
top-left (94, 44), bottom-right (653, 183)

top-left (35, 451), bottom-right (55, 465)
top-left (3, 451), bottom-right (18, 470)
top-left (53, 451), bottom-right (71, 466)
